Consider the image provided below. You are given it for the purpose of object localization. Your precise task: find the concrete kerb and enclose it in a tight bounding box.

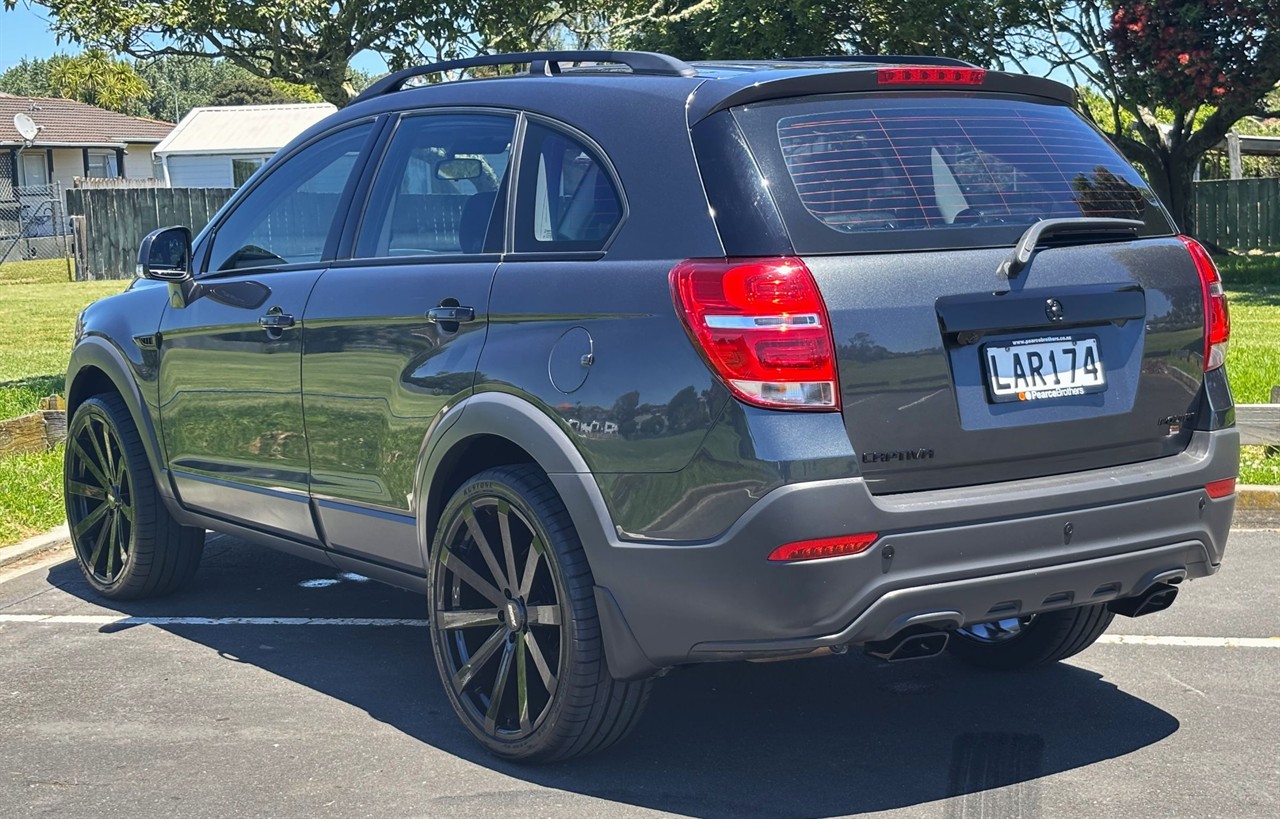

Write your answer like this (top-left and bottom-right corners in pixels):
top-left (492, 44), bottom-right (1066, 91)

top-left (0, 486), bottom-right (1276, 574)
top-left (0, 523), bottom-right (70, 570)
top-left (1235, 485), bottom-right (1280, 528)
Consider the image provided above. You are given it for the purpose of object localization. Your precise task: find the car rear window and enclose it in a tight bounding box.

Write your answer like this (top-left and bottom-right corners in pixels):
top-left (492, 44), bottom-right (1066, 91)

top-left (734, 96), bottom-right (1172, 253)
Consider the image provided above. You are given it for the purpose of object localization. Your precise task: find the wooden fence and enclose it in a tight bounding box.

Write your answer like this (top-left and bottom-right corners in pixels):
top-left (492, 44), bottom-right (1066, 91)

top-left (65, 187), bottom-right (234, 280)
top-left (1192, 178), bottom-right (1280, 250)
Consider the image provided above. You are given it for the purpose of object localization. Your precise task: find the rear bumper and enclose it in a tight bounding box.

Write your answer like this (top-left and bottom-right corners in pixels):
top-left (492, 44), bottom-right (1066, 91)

top-left (552, 428), bottom-right (1238, 678)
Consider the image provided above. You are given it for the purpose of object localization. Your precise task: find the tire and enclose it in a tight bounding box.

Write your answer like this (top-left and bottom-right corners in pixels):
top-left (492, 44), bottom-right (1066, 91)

top-left (428, 464), bottom-right (652, 762)
top-left (64, 394), bottom-right (204, 600)
top-left (946, 604), bottom-right (1115, 671)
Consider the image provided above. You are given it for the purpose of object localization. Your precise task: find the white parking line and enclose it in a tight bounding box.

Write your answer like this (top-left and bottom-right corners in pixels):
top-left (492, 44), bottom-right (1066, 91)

top-left (0, 615), bottom-right (1278, 647)
top-left (0, 614), bottom-right (429, 627)
top-left (1097, 635), bottom-right (1280, 648)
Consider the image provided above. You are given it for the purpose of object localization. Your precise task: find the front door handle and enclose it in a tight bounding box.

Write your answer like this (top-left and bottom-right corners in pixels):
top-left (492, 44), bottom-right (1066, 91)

top-left (426, 306), bottom-right (476, 324)
top-left (258, 308), bottom-right (295, 330)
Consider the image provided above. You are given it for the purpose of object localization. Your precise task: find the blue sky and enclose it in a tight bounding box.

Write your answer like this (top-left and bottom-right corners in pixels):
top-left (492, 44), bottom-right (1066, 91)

top-left (0, 2), bottom-right (390, 74)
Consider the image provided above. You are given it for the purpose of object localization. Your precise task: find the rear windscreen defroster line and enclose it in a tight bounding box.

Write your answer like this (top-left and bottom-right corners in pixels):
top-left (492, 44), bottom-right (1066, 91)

top-left (734, 95), bottom-right (1174, 254)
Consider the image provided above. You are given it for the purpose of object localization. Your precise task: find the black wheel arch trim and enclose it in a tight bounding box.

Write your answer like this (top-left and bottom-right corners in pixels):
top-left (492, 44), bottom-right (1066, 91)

top-left (66, 337), bottom-right (173, 503)
top-left (414, 391), bottom-right (663, 680)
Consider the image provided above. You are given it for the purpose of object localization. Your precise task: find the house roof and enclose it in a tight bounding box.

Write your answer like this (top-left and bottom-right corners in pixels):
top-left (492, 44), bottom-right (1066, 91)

top-left (0, 95), bottom-right (173, 147)
top-left (153, 103), bottom-right (337, 157)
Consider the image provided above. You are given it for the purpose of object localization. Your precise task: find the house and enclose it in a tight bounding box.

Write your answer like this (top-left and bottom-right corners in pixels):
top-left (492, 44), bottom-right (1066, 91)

top-left (153, 103), bottom-right (337, 188)
top-left (0, 94), bottom-right (174, 191)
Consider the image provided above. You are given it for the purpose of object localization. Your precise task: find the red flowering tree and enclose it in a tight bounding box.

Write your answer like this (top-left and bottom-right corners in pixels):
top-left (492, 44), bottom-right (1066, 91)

top-left (1027, 1), bottom-right (1280, 236)
top-left (1107, 1), bottom-right (1280, 233)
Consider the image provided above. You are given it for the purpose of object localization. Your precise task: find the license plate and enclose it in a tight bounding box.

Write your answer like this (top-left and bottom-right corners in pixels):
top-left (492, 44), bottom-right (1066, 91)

top-left (983, 335), bottom-right (1105, 403)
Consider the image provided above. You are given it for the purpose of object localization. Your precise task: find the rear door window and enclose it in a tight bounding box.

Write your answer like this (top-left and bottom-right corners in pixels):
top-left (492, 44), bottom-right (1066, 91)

top-left (355, 113), bottom-right (515, 258)
top-left (735, 96), bottom-right (1172, 253)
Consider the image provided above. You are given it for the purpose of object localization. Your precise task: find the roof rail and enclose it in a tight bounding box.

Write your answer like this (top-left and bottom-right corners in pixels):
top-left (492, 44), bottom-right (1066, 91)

top-left (353, 50), bottom-right (697, 102)
top-left (782, 55), bottom-right (978, 68)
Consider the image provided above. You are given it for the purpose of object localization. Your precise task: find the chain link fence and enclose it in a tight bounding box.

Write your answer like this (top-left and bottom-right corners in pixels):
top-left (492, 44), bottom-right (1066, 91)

top-left (0, 171), bottom-right (74, 282)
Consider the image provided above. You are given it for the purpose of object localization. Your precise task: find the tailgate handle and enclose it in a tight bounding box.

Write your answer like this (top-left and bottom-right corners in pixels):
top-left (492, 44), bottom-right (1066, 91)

top-left (1000, 218), bottom-right (1145, 278)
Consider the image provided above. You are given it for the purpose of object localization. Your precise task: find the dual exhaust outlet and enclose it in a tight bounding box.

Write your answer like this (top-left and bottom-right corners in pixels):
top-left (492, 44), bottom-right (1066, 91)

top-left (860, 580), bottom-right (1182, 663)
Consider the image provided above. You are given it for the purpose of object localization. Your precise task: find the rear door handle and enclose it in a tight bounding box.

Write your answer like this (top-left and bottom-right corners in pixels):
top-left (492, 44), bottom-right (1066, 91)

top-left (258, 310), bottom-right (295, 330)
top-left (426, 306), bottom-right (476, 323)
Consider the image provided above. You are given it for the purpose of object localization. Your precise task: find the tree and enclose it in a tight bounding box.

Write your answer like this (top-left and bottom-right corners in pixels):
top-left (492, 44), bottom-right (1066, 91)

top-left (624, 1), bottom-right (1038, 67)
top-left (48, 47), bottom-right (150, 112)
top-left (0, 50), bottom-right (149, 114)
top-left (5, 1), bottom-right (636, 106)
top-left (208, 76), bottom-right (322, 108)
top-left (1021, 1), bottom-right (1280, 235)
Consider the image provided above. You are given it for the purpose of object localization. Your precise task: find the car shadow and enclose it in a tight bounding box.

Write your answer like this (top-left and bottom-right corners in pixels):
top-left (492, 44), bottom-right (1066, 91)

top-left (45, 536), bottom-right (1179, 818)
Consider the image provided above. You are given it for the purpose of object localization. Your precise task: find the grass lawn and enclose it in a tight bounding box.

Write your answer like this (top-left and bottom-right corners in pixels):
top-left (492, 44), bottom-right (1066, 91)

top-left (1, 259), bottom-right (124, 543)
top-left (1218, 254), bottom-right (1280, 486)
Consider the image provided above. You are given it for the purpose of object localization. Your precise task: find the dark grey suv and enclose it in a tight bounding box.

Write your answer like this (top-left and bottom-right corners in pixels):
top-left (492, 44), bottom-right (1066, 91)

top-left (64, 51), bottom-right (1238, 761)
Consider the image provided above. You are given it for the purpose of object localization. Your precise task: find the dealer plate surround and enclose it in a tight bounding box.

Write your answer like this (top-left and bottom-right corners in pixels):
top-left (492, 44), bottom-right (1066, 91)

top-left (983, 334), bottom-right (1105, 403)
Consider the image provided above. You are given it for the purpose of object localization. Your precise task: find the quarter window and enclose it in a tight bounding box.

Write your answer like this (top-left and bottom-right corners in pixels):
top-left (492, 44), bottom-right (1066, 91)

top-left (207, 123), bottom-right (373, 272)
top-left (515, 123), bottom-right (621, 252)
top-left (355, 113), bottom-right (515, 258)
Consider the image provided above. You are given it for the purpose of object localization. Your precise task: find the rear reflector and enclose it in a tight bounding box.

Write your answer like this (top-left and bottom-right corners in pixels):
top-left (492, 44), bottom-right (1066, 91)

top-left (768, 533), bottom-right (879, 562)
top-left (1205, 478), bottom-right (1236, 499)
top-left (1177, 236), bottom-right (1230, 371)
top-left (671, 257), bottom-right (840, 410)
top-left (877, 66), bottom-right (987, 86)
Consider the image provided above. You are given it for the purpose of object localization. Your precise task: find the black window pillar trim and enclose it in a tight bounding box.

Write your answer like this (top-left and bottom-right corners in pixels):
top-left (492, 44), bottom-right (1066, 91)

top-left (45, 149), bottom-right (54, 179)
top-left (331, 113), bottom-right (396, 261)
top-left (115, 148), bottom-right (126, 178)
top-left (81, 147), bottom-right (89, 177)
top-left (7, 148), bottom-right (17, 189)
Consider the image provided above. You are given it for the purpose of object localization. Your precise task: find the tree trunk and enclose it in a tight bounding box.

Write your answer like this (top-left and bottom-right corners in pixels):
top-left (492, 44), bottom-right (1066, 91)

top-left (1129, 148), bottom-right (1198, 237)
top-left (1160, 152), bottom-right (1199, 237)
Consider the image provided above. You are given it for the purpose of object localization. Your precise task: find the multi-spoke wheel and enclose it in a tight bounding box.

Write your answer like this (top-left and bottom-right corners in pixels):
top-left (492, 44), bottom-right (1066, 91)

top-left (428, 464), bottom-right (652, 762)
top-left (947, 604), bottom-right (1114, 670)
top-left (64, 394), bottom-right (204, 599)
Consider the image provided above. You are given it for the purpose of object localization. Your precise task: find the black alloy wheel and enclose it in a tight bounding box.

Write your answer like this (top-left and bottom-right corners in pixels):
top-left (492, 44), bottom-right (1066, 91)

top-left (428, 464), bottom-right (651, 762)
top-left (66, 403), bottom-right (134, 585)
top-left (64, 394), bottom-right (204, 599)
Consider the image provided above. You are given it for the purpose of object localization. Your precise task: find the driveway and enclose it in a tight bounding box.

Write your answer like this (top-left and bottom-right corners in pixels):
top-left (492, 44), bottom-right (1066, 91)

top-left (1, 528), bottom-right (1277, 818)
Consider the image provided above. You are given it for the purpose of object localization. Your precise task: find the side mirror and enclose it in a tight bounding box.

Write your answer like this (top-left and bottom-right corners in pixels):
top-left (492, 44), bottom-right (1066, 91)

top-left (137, 226), bottom-right (193, 282)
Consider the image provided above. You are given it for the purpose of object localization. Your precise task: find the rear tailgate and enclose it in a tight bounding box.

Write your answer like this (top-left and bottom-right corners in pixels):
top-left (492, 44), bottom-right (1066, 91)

top-left (732, 93), bottom-right (1210, 494)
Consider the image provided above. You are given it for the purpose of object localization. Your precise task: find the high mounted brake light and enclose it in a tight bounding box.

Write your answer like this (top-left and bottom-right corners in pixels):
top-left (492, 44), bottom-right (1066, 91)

top-left (877, 66), bottom-right (987, 86)
top-left (1176, 236), bottom-right (1230, 371)
top-left (671, 257), bottom-right (840, 410)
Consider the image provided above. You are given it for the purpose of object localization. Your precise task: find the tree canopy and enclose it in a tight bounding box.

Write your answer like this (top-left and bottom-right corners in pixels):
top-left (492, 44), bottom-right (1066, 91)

top-left (0, 50), bottom-right (149, 113)
top-left (625, 1), bottom-right (1038, 67)
top-left (1024, 0), bottom-right (1280, 234)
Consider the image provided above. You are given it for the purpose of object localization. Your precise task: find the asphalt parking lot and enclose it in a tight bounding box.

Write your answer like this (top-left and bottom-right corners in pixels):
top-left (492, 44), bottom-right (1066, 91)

top-left (1, 528), bottom-right (1277, 818)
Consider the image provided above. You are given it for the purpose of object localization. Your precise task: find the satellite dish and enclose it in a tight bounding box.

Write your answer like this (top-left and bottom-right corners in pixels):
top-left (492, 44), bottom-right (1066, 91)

top-left (13, 112), bottom-right (40, 142)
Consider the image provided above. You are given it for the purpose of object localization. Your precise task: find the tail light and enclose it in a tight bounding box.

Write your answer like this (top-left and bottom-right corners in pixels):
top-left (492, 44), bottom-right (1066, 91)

top-left (769, 533), bottom-right (879, 562)
top-left (1205, 477), bottom-right (1236, 499)
top-left (877, 67), bottom-right (987, 86)
top-left (1177, 236), bottom-right (1230, 371)
top-left (671, 257), bottom-right (840, 410)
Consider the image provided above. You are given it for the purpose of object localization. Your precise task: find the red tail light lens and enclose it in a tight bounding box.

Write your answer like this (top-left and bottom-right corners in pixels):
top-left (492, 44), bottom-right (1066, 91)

top-left (1177, 236), bottom-right (1230, 371)
top-left (769, 533), bottom-right (879, 562)
top-left (671, 257), bottom-right (840, 410)
top-left (877, 67), bottom-right (987, 86)
top-left (1205, 477), bottom-right (1236, 499)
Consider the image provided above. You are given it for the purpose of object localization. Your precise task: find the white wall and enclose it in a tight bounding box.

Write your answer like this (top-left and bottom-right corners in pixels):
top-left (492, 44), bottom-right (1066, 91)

top-left (166, 154), bottom-right (233, 188)
top-left (123, 143), bottom-right (158, 179)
